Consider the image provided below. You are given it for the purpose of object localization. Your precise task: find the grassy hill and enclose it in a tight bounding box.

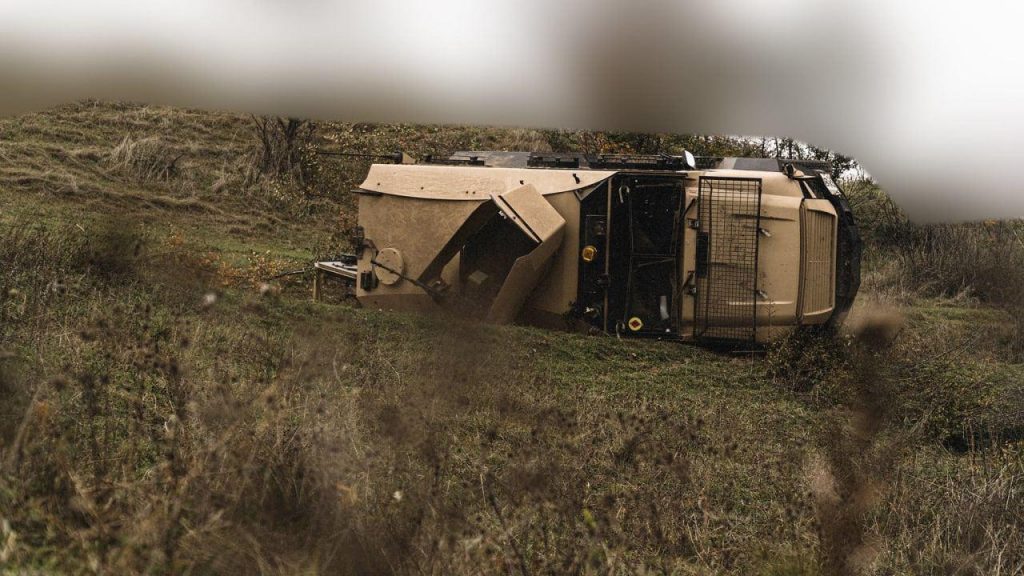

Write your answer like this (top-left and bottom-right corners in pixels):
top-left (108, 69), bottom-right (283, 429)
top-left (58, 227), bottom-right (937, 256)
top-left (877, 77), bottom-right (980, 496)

top-left (1, 102), bottom-right (1022, 575)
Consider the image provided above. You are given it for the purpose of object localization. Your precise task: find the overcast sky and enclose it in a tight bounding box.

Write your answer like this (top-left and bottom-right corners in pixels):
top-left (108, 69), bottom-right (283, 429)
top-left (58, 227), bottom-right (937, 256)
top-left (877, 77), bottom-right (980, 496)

top-left (2, 0), bottom-right (1023, 222)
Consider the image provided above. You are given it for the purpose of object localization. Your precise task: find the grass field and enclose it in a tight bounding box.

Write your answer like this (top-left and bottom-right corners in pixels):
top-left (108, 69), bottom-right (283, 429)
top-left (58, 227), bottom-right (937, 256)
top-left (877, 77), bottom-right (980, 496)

top-left (1, 102), bottom-right (1022, 575)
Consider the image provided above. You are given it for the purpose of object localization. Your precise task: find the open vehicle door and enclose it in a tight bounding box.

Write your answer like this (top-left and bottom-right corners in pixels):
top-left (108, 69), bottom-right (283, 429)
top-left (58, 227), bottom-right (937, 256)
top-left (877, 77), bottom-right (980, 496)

top-left (417, 183), bottom-right (566, 323)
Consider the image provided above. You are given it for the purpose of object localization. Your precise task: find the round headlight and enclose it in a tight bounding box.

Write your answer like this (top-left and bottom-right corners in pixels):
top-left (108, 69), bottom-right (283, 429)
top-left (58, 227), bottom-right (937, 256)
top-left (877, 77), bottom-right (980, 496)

top-left (581, 245), bottom-right (598, 262)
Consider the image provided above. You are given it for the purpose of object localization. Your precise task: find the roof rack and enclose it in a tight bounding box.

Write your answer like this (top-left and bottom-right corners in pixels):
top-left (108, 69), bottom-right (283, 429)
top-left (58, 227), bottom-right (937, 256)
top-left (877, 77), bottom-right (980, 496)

top-left (585, 153), bottom-right (690, 171)
top-left (694, 156), bottom-right (723, 170)
top-left (422, 153), bottom-right (486, 166)
top-left (527, 153), bottom-right (583, 168)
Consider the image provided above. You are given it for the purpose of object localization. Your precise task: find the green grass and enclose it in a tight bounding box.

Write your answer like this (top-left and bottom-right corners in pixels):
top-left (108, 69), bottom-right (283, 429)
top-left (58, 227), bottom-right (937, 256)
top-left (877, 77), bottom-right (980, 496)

top-left (1, 101), bottom-right (1022, 575)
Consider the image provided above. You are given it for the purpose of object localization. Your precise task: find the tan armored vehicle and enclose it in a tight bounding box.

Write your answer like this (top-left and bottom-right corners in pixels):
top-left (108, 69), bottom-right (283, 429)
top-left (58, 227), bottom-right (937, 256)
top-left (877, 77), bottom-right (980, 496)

top-left (320, 152), bottom-right (860, 344)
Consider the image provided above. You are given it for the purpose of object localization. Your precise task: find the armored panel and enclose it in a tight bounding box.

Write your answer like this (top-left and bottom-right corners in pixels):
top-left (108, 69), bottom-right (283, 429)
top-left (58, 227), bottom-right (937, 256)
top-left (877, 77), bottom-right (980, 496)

top-left (693, 177), bottom-right (762, 341)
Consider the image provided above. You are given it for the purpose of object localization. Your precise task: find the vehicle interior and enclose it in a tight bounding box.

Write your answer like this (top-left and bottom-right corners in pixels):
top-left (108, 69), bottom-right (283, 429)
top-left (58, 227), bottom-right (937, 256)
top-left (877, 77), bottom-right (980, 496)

top-left (579, 174), bottom-right (687, 337)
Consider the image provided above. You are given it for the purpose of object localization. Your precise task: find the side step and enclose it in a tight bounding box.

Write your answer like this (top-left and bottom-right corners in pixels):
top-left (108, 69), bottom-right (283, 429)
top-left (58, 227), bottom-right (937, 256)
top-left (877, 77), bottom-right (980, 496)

top-left (312, 259), bottom-right (358, 300)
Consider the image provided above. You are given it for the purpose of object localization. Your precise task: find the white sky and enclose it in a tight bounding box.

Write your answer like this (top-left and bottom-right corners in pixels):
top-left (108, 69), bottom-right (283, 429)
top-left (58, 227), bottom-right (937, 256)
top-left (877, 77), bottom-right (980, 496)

top-left (2, 0), bottom-right (1023, 221)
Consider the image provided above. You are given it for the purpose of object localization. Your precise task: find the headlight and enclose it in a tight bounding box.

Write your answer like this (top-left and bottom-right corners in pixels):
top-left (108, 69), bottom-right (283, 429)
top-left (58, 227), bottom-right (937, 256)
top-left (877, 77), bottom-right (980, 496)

top-left (581, 245), bottom-right (598, 262)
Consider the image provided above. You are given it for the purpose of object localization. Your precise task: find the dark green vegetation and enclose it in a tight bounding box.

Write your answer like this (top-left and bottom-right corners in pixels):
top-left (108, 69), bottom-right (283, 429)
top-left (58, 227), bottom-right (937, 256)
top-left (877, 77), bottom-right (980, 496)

top-left (1, 102), bottom-right (1022, 575)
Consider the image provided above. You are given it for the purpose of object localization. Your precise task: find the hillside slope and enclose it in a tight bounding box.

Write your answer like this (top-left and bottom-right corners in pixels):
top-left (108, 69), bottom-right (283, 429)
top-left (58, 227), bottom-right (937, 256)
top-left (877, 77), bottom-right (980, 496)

top-left (1, 102), bottom-right (1022, 575)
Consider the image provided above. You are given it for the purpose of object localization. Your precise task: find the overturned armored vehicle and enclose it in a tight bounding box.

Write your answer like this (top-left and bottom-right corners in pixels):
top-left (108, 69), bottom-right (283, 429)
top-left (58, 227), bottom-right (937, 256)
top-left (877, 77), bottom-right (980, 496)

top-left (333, 152), bottom-right (860, 344)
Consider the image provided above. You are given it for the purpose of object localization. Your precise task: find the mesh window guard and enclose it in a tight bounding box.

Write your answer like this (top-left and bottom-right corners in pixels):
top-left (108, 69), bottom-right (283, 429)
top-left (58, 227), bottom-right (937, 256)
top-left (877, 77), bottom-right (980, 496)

top-left (693, 177), bottom-right (762, 341)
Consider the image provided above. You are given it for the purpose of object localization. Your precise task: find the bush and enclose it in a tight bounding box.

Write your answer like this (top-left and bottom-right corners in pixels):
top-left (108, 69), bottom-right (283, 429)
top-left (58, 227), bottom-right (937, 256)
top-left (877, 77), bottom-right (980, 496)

top-left (764, 328), bottom-right (851, 398)
top-left (847, 180), bottom-right (1024, 308)
top-left (900, 222), bottom-right (1024, 304)
top-left (107, 135), bottom-right (184, 184)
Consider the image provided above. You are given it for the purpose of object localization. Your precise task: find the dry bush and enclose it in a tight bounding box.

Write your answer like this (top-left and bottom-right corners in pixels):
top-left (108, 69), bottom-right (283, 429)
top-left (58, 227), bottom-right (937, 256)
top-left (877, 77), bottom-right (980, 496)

top-left (235, 116), bottom-right (350, 216)
top-left (764, 328), bottom-right (852, 399)
top-left (107, 135), bottom-right (185, 184)
top-left (846, 180), bottom-right (1024, 309)
top-left (896, 222), bottom-right (1024, 307)
top-left (243, 117), bottom-right (316, 188)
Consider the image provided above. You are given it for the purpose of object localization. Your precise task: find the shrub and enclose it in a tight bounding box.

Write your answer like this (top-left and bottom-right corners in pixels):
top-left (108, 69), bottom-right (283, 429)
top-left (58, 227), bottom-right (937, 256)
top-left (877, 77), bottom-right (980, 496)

top-left (107, 135), bottom-right (184, 184)
top-left (846, 180), bottom-right (1024, 308)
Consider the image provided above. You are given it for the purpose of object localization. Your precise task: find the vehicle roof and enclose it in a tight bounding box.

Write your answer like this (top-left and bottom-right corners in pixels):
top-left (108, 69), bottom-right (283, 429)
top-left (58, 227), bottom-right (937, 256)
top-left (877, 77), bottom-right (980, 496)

top-left (358, 162), bottom-right (808, 201)
top-left (433, 151), bottom-right (831, 174)
top-left (359, 164), bottom-right (618, 200)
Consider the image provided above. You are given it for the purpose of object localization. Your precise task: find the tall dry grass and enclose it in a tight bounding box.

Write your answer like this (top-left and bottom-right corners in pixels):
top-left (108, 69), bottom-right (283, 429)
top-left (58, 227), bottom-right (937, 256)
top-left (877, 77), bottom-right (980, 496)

top-left (848, 180), bottom-right (1024, 306)
top-left (877, 446), bottom-right (1024, 574)
top-left (106, 135), bottom-right (184, 184)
